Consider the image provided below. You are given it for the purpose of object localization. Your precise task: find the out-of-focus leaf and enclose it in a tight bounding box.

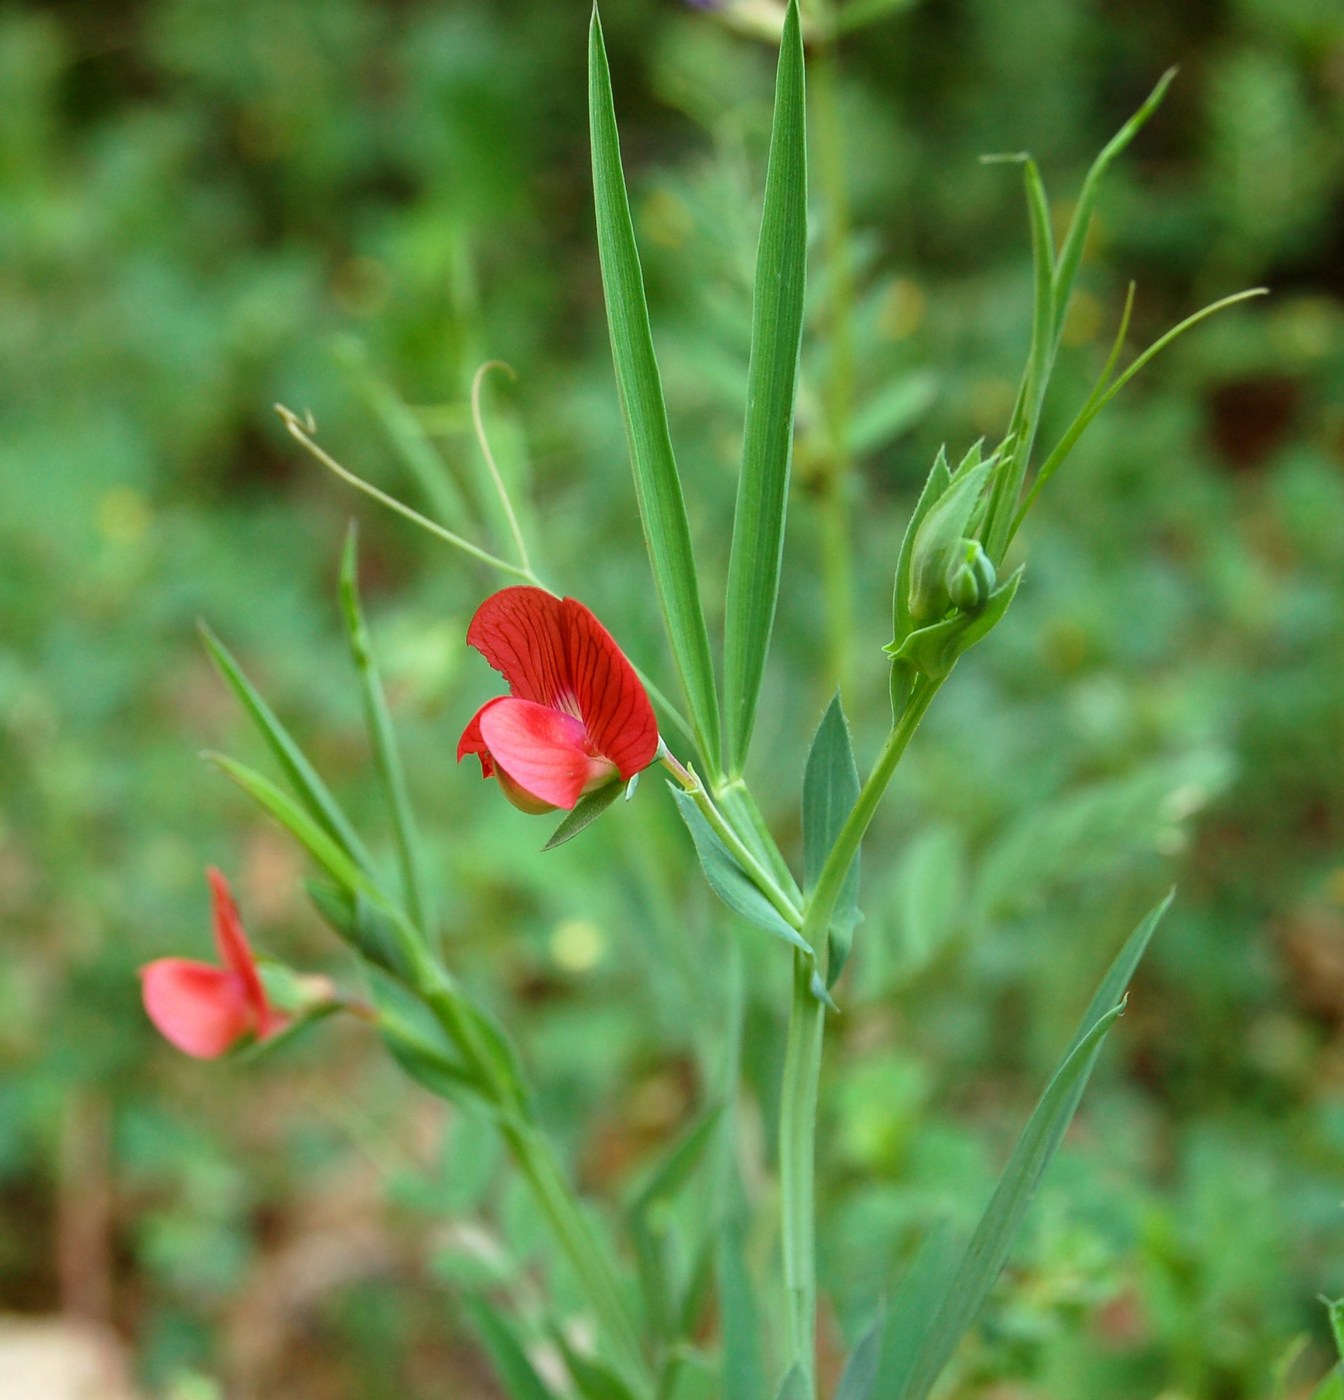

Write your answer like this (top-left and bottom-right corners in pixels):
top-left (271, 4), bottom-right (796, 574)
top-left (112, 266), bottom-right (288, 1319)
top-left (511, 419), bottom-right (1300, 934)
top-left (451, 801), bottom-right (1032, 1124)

top-left (835, 1301), bottom-right (886, 1400)
top-left (589, 7), bottom-right (721, 769)
top-left (722, 0), bottom-right (806, 775)
top-left (719, 1224), bottom-right (766, 1400)
top-left (465, 1296), bottom-right (560, 1400)
top-left (774, 1365), bottom-right (807, 1400)
top-left (199, 623), bottom-right (375, 872)
top-left (555, 1330), bottom-right (642, 1400)
top-left (802, 694), bottom-right (861, 984)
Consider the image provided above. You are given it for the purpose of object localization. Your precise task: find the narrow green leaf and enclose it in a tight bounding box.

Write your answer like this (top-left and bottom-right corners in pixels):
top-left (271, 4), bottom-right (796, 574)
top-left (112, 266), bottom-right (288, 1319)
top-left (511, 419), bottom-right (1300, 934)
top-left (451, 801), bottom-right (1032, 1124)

top-left (802, 695), bottom-right (861, 984)
top-left (370, 972), bottom-right (491, 1108)
top-left (589, 8), bottom-right (721, 769)
top-left (306, 881), bottom-right (415, 982)
top-left (544, 780), bottom-right (625, 850)
top-left (719, 1225), bottom-right (767, 1400)
top-left (1311, 1369), bottom-right (1344, 1400)
top-left (670, 787), bottom-right (811, 955)
top-left (722, 0), bottom-right (807, 775)
top-left (555, 1332), bottom-right (642, 1400)
top-left (631, 1106), bottom-right (724, 1216)
top-left (205, 752), bottom-right (370, 896)
top-left (835, 1303), bottom-right (886, 1400)
top-left (895, 894), bottom-right (1171, 1400)
top-left (465, 1297), bottom-right (560, 1400)
top-left (1052, 68), bottom-right (1176, 342)
top-left (874, 1217), bottom-right (959, 1392)
top-left (340, 528), bottom-right (432, 935)
top-left (775, 1365), bottom-right (808, 1400)
top-left (199, 623), bottom-right (375, 872)
top-left (898, 1008), bottom-right (1124, 1400)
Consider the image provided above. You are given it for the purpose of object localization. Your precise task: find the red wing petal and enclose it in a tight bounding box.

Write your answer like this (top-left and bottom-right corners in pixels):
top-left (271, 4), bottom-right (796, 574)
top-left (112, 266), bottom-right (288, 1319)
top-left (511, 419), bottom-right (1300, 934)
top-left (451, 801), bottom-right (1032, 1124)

top-left (478, 697), bottom-right (605, 811)
top-left (206, 868), bottom-right (270, 1027)
top-left (141, 959), bottom-right (253, 1059)
top-left (457, 698), bottom-right (504, 777)
top-left (466, 588), bottom-right (570, 708)
top-left (561, 598), bottom-right (659, 778)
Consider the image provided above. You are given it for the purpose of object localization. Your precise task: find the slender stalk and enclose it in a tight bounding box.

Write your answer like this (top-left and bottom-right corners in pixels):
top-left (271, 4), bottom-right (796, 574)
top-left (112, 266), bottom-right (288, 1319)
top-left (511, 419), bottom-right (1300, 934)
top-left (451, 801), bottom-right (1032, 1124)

top-left (471, 360), bottom-right (532, 572)
top-left (340, 531), bottom-right (433, 937)
top-left (275, 405), bottom-right (534, 580)
top-left (777, 677), bottom-right (939, 1394)
top-left (779, 949), bottom-right (826, 1394)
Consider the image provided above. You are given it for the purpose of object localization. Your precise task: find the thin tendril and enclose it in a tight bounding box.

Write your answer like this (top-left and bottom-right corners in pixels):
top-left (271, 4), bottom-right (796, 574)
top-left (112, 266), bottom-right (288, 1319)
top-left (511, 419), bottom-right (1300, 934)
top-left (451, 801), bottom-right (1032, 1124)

top-left (471, 361), bottom-right (532, 573)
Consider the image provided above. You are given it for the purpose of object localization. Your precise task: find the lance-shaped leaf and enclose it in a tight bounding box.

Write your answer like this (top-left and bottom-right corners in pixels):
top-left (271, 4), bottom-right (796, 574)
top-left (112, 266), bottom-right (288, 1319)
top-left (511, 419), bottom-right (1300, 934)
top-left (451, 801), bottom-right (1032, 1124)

top-left (589, 9), bottom-right (721, 770)
top-left (465, 1297), bottom-right (560, 1400)
top-left (199, 623), bottom-right (375, 873)
top-left (802, 694), bottom-right (861, 985)
top-left (670, 787), bottom-right (810, 957)
top-left (835, 1302), bottom-right (886, 1400)
top-left (722, 0), bottom-right (807, 776)
top-left (543, 780), bottom-right (625, 851)
top-left (340, 528), bottom-right (432, 934)
top-left (890, 893), bottom-right (1172, 1400)
top-left (719, 1223), bottom-right (767, 1400)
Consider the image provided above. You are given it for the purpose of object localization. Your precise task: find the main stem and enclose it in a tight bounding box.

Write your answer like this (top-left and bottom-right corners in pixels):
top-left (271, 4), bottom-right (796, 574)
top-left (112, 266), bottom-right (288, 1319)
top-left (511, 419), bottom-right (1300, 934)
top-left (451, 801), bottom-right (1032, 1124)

top-left (777, 676), bottom-right (940, 1395)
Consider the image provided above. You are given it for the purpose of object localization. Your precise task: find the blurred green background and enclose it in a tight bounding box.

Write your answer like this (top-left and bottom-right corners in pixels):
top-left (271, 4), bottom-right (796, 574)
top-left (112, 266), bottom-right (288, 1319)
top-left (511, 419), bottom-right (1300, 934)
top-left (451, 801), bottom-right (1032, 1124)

top-left (2, 0), bottom-right (1343, 1395)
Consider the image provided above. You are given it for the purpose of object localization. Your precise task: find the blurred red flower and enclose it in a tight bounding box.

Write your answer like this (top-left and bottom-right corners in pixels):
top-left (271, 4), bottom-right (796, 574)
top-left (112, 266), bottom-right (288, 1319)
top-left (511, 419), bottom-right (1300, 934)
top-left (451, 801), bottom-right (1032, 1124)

top-left (458, 587), bottom-right (659, 813)
top-left (140, 869), bottom-right (286, 1058)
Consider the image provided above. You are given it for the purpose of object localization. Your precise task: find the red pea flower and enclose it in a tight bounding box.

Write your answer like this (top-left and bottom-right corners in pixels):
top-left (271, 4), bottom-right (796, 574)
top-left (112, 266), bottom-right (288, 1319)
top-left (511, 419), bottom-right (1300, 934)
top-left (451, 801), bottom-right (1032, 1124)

top-left (140, 869), bottom-right (286, 1059)
top-left (457, 586), bottom-right (660, 813)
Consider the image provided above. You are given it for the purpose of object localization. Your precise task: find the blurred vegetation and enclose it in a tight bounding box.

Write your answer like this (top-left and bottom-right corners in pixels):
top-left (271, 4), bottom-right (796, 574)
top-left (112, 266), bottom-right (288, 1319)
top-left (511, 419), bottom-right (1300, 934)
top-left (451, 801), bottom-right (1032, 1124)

top-left (1, 0), bottom-right (1342, 1395)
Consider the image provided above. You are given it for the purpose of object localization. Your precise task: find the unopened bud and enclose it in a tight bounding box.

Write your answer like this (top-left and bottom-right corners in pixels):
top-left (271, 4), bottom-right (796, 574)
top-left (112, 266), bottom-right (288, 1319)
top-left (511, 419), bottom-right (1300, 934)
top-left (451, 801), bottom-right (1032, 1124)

top-left (945, 539), bottom-right (996, 612)
top-left (908, 456), bottom-right (993, 622)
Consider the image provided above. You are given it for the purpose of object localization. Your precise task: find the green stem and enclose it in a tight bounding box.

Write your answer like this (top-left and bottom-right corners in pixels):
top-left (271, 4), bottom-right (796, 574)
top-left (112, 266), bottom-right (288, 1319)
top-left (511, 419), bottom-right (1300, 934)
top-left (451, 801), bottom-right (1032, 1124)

top-left (779, 949), bottom-right (826, 1395)
top-left (777, 678), bottom-right (939, 1394)
top-left (503, 1120), bottom-right (651, 1390)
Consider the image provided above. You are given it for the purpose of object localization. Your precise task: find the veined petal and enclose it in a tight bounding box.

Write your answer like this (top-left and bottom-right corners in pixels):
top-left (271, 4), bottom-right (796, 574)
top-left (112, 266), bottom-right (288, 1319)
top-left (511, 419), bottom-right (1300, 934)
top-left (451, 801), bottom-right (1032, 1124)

top-left (466, 587), bottom-right (570, 709)
top-left (206, 868), bottom-right (270, 1028)
top-left (141, 959), bottom-right (253, 1059)
top-left (561, 597), bottom-right (659, 778)
top-left (478, 697), bottom-right (612, 810)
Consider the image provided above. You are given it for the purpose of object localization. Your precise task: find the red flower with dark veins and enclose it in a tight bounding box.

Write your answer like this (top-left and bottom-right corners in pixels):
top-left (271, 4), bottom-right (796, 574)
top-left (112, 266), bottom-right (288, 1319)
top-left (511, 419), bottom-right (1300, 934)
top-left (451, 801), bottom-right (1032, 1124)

top-left (457, 587), bottom-right (660, 813)
top-left (140, 869), bottom-right (286, 1059)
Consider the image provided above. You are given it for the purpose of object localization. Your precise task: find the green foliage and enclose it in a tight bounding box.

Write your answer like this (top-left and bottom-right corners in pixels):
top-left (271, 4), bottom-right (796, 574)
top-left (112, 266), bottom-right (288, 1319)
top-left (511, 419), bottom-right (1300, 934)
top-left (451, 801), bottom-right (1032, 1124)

top-left (2, 0), bottom-right (1342, 1395)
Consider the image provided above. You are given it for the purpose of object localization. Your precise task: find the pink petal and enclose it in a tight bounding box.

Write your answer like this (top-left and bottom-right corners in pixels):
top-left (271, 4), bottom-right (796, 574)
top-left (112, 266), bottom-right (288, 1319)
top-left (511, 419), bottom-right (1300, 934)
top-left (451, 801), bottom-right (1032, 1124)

top-left (206, 868), bottom-right (270, 1028)
top-left (478, 697), bottom-right (611, 810)
top-left (466, 588), bottom-right (570, 709)
top-left (141, 959), bottom-right (254, 1059)
top-left (457, 698), bottom-right (504, 777)
top-left (560, 598), bottom-right (659, 778)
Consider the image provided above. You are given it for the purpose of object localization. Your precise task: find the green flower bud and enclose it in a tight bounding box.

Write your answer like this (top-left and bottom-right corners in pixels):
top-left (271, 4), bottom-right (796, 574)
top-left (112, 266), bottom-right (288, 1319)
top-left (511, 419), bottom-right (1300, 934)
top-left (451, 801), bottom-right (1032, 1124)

top-left (944, 538), bottom-right (996, 613)
top-left (907, 455), bottom-right (993, 623)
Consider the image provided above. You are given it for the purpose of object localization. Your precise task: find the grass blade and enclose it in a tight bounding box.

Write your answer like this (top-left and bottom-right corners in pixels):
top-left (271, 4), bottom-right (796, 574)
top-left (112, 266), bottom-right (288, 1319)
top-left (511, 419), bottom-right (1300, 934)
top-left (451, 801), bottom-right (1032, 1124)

top-left (835, 1302), bottom-right (886, 1400)
top-left (589, 8), bottom-right (722, 771)
top-left (199, 623), bottom-right (376, 873)
top-left (465, 1297), bottom-right (560, 1400)
top-left (339, 528), bottom-right (433, 936)
top-left (722, 0), bottom-right (807, 775)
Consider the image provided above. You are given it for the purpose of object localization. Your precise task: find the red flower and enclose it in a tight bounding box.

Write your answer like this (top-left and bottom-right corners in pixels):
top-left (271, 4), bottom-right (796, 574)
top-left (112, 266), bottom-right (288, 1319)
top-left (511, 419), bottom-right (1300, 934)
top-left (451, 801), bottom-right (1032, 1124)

top-left (457, 587), bottom-right (659, 813)
top-left (140, 869), bottom-right (286, 1059)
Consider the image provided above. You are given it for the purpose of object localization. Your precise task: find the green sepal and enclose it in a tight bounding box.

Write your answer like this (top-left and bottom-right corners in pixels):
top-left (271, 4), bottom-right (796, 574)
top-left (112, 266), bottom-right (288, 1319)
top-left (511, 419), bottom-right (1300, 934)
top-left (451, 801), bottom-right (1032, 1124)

top-left (885, 567), bottom-right (1023, 682)
top-left (906, 452), bottom-right (994, 624)
top-left (543, 780), bottom-right (625, 851)
top-left (230, 999), bottom-right (342, 1064)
